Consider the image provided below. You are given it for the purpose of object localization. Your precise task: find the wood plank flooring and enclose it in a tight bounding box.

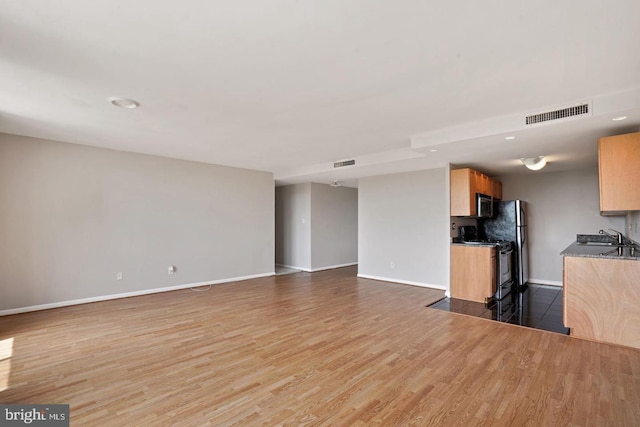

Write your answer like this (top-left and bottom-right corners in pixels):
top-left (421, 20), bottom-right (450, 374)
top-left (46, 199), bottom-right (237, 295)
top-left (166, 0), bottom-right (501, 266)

top-left (1, 266), bottom-right (639, 426)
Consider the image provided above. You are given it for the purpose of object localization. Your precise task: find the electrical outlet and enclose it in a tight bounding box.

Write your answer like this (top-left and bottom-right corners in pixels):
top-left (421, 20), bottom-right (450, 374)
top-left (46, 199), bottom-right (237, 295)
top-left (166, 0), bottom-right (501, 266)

top-left (116, 272), bottom-right (123, 281)
top-left (390, 261), bottom-right (395, 269)
top-left (168, 265), bottom-right (176, 275)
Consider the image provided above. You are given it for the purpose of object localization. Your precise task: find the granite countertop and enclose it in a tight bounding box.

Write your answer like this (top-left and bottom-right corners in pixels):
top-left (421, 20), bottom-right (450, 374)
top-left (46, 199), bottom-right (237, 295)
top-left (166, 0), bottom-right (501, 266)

top-left (561, 241), bottom-right (640, 260)
top-left (451, 241), bottom-right (498, 248)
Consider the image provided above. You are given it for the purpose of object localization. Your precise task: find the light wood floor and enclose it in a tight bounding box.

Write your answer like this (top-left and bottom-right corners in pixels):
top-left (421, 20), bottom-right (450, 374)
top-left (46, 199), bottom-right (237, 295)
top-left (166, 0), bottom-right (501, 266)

top-left (1, 266), bottom-right (639, 426)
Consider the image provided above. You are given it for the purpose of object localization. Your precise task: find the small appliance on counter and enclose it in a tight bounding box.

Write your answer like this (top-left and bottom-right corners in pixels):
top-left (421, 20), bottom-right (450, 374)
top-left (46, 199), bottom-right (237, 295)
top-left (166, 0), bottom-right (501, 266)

top-left (458, 225), bottom-right (478, 242)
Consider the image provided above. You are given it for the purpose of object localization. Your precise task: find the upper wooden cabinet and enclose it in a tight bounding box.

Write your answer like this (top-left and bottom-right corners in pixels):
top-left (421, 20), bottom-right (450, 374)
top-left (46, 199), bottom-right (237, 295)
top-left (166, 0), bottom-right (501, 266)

top-left (492, 180), bottom-right (502, 200)
top-left (598, 132), bottom-right (640, 213)
top-left (450, 168), bottom-right (502, 216)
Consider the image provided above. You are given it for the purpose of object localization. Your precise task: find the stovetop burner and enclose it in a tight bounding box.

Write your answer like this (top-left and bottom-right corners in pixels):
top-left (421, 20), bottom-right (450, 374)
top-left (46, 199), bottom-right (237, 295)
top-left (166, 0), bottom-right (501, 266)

top-left (462, 239), bottom-right (513, 251)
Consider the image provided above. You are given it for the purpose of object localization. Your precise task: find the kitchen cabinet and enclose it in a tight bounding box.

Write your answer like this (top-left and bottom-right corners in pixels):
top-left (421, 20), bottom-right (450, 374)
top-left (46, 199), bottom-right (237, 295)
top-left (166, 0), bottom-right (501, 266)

top-left (475, 172), bottom-right (491, 196)
top-left (598, 131), bottom-right (640, 213)
top-left (450, 168), bottom-right (502, 216)
top-left (563, 256), bottom-right (640, 349)
top-left (492, 180), bottom-right (502, 200)
top-left (450, 245), bottom-right (496, 303)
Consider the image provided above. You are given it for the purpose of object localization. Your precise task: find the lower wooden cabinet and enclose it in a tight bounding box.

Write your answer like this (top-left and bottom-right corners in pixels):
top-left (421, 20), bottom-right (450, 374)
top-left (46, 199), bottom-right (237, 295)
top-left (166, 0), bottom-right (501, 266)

top-left (563, 256), bottom-right (640, 349)
top-left (450, 245), bottom-right (496, 303)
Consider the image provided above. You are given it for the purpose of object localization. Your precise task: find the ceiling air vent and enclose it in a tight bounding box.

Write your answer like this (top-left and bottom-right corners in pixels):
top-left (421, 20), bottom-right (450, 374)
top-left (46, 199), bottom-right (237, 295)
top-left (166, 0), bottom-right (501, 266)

top-left (334, 159), bottom-right (355, 168)
top-left (525, 103), bottom-right (590, 126)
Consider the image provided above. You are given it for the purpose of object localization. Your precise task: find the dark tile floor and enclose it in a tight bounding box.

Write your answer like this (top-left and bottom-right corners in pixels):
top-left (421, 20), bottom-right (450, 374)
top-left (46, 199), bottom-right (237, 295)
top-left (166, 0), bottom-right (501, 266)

top-left (428, 284), bottom-right (569, 335)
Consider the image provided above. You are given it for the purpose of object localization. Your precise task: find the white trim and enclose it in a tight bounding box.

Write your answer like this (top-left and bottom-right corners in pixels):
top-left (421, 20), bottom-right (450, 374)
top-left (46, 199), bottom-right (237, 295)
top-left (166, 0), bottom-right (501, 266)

top-left (357, 274), bottom-right (446, 291)
top-left (310, 262), bottom-right (358, 272)
top-left (0, 272), bottom-right (275, 317)
top-left (276, 263), bottom-right (312, 272)
top-left (528, 278), bottom-right (563, 287)
top-left (275, 262), bottom-right (358, 273)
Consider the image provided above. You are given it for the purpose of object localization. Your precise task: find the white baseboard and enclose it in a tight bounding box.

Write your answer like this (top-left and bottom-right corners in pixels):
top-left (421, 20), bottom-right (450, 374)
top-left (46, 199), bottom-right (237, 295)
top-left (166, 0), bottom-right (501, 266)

top-left (275, 262), bottom-right (357, 273)
top-left (528, 278), bottom-right (563, 287)
top-left (276, 263), bottom-right (311, 272)
top-left (0, 272), bottom-right (275, 317)
top-left (310, 262), bottom-right (358, 272)
top-left (357, 274), bottom-right (446, 291)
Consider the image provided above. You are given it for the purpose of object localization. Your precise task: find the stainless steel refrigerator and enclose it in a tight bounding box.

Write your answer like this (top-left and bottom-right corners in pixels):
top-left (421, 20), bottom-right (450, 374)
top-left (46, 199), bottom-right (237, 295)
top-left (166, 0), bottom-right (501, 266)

top-left (480, 200), bottom-right (529, 287)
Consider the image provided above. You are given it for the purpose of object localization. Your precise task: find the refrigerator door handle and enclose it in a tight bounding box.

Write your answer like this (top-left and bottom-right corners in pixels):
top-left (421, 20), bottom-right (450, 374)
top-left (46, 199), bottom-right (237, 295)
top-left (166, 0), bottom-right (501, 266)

top-left (518, 226), bottom-right (526, 246)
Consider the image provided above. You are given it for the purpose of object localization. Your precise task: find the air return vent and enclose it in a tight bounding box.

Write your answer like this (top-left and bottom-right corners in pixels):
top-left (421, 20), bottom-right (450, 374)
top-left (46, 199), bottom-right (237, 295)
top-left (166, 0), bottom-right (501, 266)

top-left (525, 103), bottom-right (590, 125)
top-left (334, 159), bottom-right (355, 168)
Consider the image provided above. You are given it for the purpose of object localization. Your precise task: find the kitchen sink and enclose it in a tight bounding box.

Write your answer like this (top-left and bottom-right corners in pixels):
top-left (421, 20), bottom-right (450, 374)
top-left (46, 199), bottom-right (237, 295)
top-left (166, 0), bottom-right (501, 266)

top-left (576, 233), bottom-right (618, 246)
top-left (576, 241), bottom-right (620, 246)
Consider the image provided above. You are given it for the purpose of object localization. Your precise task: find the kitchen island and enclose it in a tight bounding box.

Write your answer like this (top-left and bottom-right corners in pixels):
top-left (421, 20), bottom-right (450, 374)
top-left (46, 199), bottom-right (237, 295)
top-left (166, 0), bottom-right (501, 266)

top-left (561, 241), bottom-right (640, 349)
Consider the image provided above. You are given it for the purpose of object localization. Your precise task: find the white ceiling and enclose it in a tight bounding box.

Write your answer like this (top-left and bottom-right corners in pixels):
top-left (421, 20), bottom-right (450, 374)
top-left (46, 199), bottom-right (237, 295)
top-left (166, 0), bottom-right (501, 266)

top-left (1, 1), bottom-right (639, 187)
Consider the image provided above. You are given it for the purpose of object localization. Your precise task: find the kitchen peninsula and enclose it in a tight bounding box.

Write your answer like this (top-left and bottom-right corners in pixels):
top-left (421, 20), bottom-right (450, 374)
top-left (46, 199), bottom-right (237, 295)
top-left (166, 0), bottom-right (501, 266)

top-left (562, 238), bottom-right (640, 349)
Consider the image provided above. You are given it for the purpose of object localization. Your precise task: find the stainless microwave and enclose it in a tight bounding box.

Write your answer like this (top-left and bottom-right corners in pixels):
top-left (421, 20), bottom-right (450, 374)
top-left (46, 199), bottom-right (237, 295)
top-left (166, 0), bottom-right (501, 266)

top-left (476, 193), bottom-right (493, 218)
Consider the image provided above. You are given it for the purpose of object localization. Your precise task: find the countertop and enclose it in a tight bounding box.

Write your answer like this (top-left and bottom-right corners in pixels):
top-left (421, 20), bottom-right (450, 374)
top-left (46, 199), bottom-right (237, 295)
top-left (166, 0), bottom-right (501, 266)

top-left (451, 241), bottom-right (498, 248)
top-left (561, 241), bottom-right (640, 260)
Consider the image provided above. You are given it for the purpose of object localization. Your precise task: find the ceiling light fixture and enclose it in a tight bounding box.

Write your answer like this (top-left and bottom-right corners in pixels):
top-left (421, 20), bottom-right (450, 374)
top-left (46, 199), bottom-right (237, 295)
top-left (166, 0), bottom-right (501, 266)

top-left (505, 136), bottom-right (516, 140)
top-left (429, 149), bottom-right (438, 152)
top-left (329, 181), bottom-right (343, 187)
top-left (108, 97), bottom-right (140, 109)
top-left (520, 156), bottom-right (547, 171)
top-left (612, 116), bottom-right (627, 121)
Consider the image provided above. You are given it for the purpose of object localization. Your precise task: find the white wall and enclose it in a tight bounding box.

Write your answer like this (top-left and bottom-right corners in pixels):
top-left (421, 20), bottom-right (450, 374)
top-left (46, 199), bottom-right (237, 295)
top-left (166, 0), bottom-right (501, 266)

top-left (358, 168), bottom-right (449, 290)
top-left (629, 211), bottom-right (640, 243)
top-left (275, 183), bottom-right (311, 270)
top-left (0, 134), bottom-right (275, 312)
top-left (275, 183), bottom-right (358, 271)
top-left (310, 183), bottom-right (358, 270)
top-left (499, 167), bottom-right (625, 285)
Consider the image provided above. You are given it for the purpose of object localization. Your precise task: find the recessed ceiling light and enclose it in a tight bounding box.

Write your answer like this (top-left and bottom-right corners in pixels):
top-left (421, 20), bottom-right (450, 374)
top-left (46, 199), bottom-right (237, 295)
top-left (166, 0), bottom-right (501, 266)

top-left (612, 116), bottom-right (627, 121)
top-left (108, 97), bottom-right (140, 109)
top-left (429, 149), bottom-right (438, 152)
top-left (505, 136), bottom-right (516, 140)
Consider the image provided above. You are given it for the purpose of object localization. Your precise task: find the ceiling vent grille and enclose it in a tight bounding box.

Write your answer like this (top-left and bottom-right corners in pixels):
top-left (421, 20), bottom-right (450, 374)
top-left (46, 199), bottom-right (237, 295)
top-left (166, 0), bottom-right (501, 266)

top-left (525, 103), bottom-right (590, 125)
top-left (334, 159), bottom-right (355, 168)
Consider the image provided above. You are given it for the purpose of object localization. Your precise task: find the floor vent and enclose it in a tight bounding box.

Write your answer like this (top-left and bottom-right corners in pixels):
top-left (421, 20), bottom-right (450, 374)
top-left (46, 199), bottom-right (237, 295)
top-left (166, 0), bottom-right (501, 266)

top-left (525, 103), bottom-right (590, 125)
top-left (334, 159), bottom-right (355, 168)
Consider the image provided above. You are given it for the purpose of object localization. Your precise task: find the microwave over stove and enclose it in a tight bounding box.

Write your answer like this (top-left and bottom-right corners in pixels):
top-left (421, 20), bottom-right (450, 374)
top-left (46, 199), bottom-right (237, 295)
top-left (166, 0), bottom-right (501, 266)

top-left (476, 193), bottom-right (493, 218)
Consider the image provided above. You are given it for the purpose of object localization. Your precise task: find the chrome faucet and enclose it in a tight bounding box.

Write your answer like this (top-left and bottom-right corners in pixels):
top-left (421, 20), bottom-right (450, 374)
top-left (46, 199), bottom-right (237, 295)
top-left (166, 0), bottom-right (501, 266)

top-left (599, 229), bottom-right (624, 245)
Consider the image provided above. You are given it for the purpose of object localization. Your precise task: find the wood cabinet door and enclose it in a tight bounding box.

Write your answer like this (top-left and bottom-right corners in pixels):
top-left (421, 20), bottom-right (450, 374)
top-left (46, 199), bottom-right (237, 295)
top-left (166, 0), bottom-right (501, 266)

top-left (492, 180), bottom-right (502, 200)
top-left (450, 245), bottom-right (495, 303)
top-left (450, 168), bottom-right (502, 215)
top-left (474, 172), bottom-right (490, 195)
top-left (564, 256), bottom-right (640, 349)
top-left (598, 132), bottom-right (640, 212)
top-left (450, 169), bottom-right (475, 216)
